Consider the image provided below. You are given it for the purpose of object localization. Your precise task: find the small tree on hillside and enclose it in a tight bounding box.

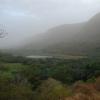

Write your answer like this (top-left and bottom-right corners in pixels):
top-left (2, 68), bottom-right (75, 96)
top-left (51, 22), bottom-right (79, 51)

top-left (0, 24), bottom-right (8, 38)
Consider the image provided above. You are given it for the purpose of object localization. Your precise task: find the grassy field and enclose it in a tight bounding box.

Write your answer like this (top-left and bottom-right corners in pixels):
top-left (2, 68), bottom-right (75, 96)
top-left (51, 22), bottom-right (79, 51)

top-left (0, 63), bottom-right (27, 78)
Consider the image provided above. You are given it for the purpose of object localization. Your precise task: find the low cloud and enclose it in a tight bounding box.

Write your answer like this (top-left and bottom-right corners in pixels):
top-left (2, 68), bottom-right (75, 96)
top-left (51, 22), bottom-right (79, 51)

top-left (0, 0), bottom-right (100, 48)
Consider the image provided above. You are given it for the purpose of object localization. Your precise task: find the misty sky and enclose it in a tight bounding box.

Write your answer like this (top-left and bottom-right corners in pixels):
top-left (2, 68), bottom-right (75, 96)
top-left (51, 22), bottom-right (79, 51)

top-left (0, 0), bottom-right (100, 48)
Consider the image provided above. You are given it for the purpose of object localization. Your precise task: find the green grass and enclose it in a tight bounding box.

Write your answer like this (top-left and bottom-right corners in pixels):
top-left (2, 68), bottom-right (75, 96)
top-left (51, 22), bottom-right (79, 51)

top-left (0, 63), bottom-right (28, 78)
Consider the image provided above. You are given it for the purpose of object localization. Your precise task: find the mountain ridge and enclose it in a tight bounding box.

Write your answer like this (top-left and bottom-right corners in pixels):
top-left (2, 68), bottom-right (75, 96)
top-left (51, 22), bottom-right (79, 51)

top-left (10, 13), bottom-right (100, 56)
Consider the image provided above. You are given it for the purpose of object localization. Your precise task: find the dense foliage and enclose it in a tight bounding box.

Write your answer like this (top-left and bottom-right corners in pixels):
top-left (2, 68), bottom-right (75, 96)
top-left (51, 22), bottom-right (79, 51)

top-left (0, 52), bottom-right (100, 100)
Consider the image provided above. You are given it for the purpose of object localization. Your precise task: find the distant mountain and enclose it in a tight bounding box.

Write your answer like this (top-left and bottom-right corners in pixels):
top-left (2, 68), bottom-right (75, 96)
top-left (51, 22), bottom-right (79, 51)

top-left (13, 13), bottom-right (100, 56)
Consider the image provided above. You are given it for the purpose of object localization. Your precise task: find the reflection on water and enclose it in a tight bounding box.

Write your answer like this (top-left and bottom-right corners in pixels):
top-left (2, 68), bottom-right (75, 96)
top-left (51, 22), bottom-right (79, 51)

top-left (26, 55), bottom-right (87, 59)
top-left (26, 55), bottom-right (53, 58)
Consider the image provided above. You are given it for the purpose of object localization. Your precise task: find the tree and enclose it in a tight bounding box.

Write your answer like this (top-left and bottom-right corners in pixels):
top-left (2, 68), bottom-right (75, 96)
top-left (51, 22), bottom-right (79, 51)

top-left (0, 24), bottom-right (8, 38)
top-left (33, 78), bottom-right (72, 100)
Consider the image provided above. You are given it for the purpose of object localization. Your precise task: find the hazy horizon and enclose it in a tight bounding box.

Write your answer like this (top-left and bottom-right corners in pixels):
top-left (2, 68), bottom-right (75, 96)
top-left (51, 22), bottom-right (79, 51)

top-left (0, 0), bottom-right (100, 49)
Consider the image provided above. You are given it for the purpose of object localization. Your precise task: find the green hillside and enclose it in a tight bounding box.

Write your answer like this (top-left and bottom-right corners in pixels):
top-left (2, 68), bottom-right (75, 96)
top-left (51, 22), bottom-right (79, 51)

top-left (14, 13), bottom-right (100, 56)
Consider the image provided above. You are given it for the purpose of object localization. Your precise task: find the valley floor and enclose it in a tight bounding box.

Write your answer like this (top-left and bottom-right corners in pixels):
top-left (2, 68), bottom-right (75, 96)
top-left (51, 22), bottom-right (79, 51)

top-left (0, 52), bottom-right (100, 100)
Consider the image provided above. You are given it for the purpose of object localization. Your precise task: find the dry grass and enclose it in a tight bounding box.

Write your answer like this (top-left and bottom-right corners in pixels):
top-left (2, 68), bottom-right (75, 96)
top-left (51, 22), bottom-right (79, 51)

top-left (65, 77), bottom-right (100, 100)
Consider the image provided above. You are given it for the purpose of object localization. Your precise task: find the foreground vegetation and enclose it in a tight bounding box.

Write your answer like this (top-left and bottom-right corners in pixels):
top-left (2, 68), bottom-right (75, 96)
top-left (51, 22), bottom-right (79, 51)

top-left (0, 52), bottom-right (100, 100)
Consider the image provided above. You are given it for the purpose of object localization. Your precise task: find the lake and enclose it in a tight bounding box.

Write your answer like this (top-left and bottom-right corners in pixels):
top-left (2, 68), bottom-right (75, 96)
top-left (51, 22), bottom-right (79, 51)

top-left (26, 55), bottom-right (87, 59)
top-left (26, 55), bottom-right (53, 59)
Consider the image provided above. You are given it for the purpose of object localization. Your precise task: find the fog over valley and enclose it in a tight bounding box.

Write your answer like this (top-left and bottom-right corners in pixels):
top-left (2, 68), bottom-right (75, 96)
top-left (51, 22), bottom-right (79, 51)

top-left (0, 1), bottom-right (100, 100)
top-left (0, 0), bottom-right (100, 49)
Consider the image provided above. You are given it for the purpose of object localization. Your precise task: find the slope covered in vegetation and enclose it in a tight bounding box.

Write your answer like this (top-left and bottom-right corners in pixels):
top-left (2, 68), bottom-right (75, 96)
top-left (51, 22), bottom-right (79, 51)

top-left (14, 13), bottom-right (100, 56)
top-left (0, 52), bottom-right (100, 100)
